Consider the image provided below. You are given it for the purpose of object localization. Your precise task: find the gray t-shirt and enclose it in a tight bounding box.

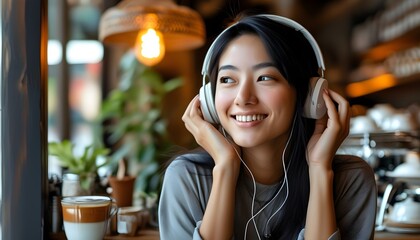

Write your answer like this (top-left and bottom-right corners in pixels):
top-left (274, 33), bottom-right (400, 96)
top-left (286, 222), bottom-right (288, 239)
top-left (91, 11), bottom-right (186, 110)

top-left (158, 152), bottom-right (377, 240)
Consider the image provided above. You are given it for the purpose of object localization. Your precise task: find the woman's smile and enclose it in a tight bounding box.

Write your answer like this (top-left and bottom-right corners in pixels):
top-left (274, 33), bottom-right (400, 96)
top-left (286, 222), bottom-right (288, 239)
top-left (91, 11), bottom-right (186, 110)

top-left (233, 114), bottom-right (268, 122)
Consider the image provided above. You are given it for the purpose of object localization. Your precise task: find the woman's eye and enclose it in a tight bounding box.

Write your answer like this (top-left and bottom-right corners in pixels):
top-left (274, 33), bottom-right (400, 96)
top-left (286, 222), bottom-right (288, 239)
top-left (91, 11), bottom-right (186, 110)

top-left (258, 76), bottom-right (273, 81)
top-left (220, 77), bottom-right (234, 84)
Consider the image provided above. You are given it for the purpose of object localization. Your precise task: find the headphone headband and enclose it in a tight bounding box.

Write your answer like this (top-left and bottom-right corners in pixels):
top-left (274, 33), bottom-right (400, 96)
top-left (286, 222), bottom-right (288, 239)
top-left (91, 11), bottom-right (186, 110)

top-left (201, 14), bottom-right (325, 83)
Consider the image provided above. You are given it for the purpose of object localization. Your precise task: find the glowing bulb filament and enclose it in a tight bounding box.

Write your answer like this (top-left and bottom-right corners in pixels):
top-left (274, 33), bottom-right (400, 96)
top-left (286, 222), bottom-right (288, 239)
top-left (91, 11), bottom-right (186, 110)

top-left (141, 29), bottom-right (161, 58)
top-left (134, 28), bottom-right (165, 66)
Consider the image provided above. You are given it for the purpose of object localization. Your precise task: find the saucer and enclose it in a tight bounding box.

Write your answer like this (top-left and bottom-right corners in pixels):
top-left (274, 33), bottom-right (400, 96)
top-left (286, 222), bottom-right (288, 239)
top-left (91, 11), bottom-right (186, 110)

top-left (386, 220), bottom-right (420, 228)
top-left (385, 220), bottom-right (420, 233)
top-left (385, 226), bottom-right (420, 234)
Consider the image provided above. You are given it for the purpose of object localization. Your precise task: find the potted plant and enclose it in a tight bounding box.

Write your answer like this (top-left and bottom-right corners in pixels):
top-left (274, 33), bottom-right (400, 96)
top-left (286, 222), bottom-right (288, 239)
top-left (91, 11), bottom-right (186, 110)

top-left (99, 50), bottom-right (182, 197)
top-left (107, 158), bottom-right (137, 207)
top-left (48, 139), bottom-right (110, 195)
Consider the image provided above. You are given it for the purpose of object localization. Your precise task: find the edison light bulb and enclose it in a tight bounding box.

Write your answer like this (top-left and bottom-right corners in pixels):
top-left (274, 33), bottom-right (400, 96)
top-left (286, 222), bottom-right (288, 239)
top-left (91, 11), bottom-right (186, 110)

top-left (134, 28), bottom-right (165, 66)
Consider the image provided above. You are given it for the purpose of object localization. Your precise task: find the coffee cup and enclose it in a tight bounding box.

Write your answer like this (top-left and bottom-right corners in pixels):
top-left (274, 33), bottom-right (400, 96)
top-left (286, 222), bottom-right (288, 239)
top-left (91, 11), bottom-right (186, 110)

top-left (117, 206), bottom-right (143, 236)
top-left (350, 115), bottom-right (378, 134)
top-left (61, 195), bottom-right (117, 240)
top-left (381, 112), bottom-right (418, 132)
top-left (366, 103), bottom-right (396, 129)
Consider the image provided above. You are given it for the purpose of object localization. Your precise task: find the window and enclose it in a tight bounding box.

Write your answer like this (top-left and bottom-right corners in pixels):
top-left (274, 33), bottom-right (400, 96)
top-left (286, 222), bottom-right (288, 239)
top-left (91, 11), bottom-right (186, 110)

top-left (48, 0), bottom-right (104, 176)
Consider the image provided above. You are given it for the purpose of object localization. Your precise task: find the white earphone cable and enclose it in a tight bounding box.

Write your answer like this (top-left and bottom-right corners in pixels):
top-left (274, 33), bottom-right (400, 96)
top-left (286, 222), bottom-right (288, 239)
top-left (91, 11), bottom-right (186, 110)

top-left (221, 114), bottom-right (296, 240)
top-left (244, 118), bottom-right (295, 239)
top-left (221, 128), bottom-right (260, 240)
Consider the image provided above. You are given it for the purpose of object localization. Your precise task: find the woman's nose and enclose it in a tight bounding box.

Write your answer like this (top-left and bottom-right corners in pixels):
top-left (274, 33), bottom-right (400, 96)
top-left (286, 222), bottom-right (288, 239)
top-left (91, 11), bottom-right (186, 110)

top-left (234, 81), bottom-right (257, 106)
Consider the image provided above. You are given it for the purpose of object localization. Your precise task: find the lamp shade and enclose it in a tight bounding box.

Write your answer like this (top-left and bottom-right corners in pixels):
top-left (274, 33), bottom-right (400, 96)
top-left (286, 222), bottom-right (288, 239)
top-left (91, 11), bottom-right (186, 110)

top-left (99, 0), bottom-right (206, 51)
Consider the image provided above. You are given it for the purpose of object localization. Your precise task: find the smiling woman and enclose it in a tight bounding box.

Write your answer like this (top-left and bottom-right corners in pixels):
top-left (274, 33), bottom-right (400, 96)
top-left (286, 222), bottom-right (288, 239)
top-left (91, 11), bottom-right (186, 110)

top-left (158, 14), bottom-right (377, 240)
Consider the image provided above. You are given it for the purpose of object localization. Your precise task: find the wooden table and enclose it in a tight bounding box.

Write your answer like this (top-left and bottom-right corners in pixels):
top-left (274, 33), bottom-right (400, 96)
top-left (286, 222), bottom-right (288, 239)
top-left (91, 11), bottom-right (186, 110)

top-left (107, 229), bottom-right (420, 240)
top-left (104, 229), bottom-right (159, 240)
top-left (108, 230), bottom-right (420, 240)
top-left (50, 229), bottom-right (159, 240)
top-left (54, 229), bottom-right (420, 240)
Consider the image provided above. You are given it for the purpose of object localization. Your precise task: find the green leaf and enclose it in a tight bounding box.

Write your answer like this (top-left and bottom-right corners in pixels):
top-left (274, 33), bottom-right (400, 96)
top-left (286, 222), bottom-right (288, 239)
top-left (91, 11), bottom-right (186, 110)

top-left (163, 77), bottom-right (183, 92)
top-left (138, 144), bottom-right (156, 163)
top-left (48, 140), bottom-right (110, 176)
top-left (153, 119), bottom-right (167, 135)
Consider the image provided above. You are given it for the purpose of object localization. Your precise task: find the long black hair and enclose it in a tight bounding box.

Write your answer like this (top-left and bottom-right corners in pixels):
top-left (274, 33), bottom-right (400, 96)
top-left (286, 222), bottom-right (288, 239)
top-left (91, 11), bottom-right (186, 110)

top-left (207, 14), bottom-right (319, 239)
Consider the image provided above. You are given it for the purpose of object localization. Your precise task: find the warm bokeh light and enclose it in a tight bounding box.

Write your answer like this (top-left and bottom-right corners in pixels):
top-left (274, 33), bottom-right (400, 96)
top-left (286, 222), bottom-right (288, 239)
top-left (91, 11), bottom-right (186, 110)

top-left (134, 28), bottom-right (165, 66)
top-left (346, 73), bottom-right (397, 98)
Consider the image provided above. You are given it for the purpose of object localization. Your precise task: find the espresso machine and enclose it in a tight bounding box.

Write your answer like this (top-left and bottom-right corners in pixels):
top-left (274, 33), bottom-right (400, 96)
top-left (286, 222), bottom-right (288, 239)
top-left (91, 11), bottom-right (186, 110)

top-left (339, 131), bottom-right (420, 233)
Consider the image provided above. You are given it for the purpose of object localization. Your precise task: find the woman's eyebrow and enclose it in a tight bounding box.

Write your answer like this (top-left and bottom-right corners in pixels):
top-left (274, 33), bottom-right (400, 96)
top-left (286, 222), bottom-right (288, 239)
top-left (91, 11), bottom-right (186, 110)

top-left (218, 62), bottom-right (276, 72)
top-left (253, 62), bottom-right (276, 70)
top-left (218, 64), bottom-right (238, 72)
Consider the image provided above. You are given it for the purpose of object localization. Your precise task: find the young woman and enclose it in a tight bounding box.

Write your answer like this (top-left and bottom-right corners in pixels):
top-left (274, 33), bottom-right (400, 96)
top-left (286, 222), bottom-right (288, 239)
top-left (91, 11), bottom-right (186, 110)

top-left (158, 14), bottom-right (377, 240)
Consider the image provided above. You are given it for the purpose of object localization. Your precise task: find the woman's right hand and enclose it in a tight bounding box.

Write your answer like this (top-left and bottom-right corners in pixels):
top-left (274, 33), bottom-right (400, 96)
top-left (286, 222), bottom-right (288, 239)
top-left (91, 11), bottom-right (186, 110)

top-left (182, 95), bottom-right (241, 170)
top-left (183, 95), bottom-right (240, 239)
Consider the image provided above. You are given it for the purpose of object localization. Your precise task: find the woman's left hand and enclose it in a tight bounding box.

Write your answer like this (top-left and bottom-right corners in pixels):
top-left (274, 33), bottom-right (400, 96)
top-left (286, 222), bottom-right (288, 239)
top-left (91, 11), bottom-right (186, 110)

top-left (307, 89), bottom-right (350, 169)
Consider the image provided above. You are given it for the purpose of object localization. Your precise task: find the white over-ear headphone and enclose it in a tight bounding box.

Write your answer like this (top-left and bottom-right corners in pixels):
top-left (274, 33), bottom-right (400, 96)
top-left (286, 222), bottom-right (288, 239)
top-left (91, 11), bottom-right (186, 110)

top-left (199, 14), bottom-right (328, 124)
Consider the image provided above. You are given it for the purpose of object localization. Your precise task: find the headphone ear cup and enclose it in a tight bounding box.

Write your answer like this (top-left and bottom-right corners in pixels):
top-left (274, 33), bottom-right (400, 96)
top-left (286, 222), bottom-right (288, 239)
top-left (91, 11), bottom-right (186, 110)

top-left (303, 77), bottom-right (328, 119)
top-left (199, 82), bottom-right (220, 124)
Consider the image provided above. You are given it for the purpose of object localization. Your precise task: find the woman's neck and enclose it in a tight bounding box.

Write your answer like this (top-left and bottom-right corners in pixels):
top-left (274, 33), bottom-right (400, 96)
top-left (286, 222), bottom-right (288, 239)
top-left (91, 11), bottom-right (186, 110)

top-left (241, 144), bottom-right (285, 185)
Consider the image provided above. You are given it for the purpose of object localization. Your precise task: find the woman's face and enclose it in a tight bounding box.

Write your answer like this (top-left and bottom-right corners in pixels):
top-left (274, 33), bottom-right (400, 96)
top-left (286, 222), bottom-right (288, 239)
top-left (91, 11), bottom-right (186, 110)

top-left (215, 34), bottom-right (296, 148)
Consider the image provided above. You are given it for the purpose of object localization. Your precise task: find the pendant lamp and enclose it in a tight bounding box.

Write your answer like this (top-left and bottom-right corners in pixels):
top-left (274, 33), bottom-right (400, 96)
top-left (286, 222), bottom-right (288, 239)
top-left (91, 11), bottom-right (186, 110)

top-left (99, 0), bottom-right (206, 66)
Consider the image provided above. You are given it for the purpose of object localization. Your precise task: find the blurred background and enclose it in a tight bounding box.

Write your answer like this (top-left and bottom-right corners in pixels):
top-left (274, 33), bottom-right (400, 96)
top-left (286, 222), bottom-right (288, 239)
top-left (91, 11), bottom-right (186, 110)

top-left (1, 0), bottom-right (420, 239)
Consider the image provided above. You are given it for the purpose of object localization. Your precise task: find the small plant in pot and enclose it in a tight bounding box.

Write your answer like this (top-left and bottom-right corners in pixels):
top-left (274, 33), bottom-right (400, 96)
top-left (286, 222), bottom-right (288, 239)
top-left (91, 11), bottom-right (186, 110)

top-left (99, 51), bottom-right (182, 197)
top-left (48, 140), bottom-right (110, 195)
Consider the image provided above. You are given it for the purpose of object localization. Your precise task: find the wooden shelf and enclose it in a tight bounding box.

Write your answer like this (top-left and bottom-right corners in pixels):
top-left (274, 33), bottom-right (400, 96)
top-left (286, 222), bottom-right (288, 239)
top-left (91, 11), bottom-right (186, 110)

top-left (342, 131), bottom-right (420, 150)
top-left (346, 73), bottom-right (420, 98)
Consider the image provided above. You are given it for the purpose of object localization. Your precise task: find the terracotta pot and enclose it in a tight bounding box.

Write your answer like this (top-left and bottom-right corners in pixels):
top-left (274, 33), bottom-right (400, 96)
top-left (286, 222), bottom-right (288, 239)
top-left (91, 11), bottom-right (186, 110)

top-left (108, 176), bottom-right (136, 207)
